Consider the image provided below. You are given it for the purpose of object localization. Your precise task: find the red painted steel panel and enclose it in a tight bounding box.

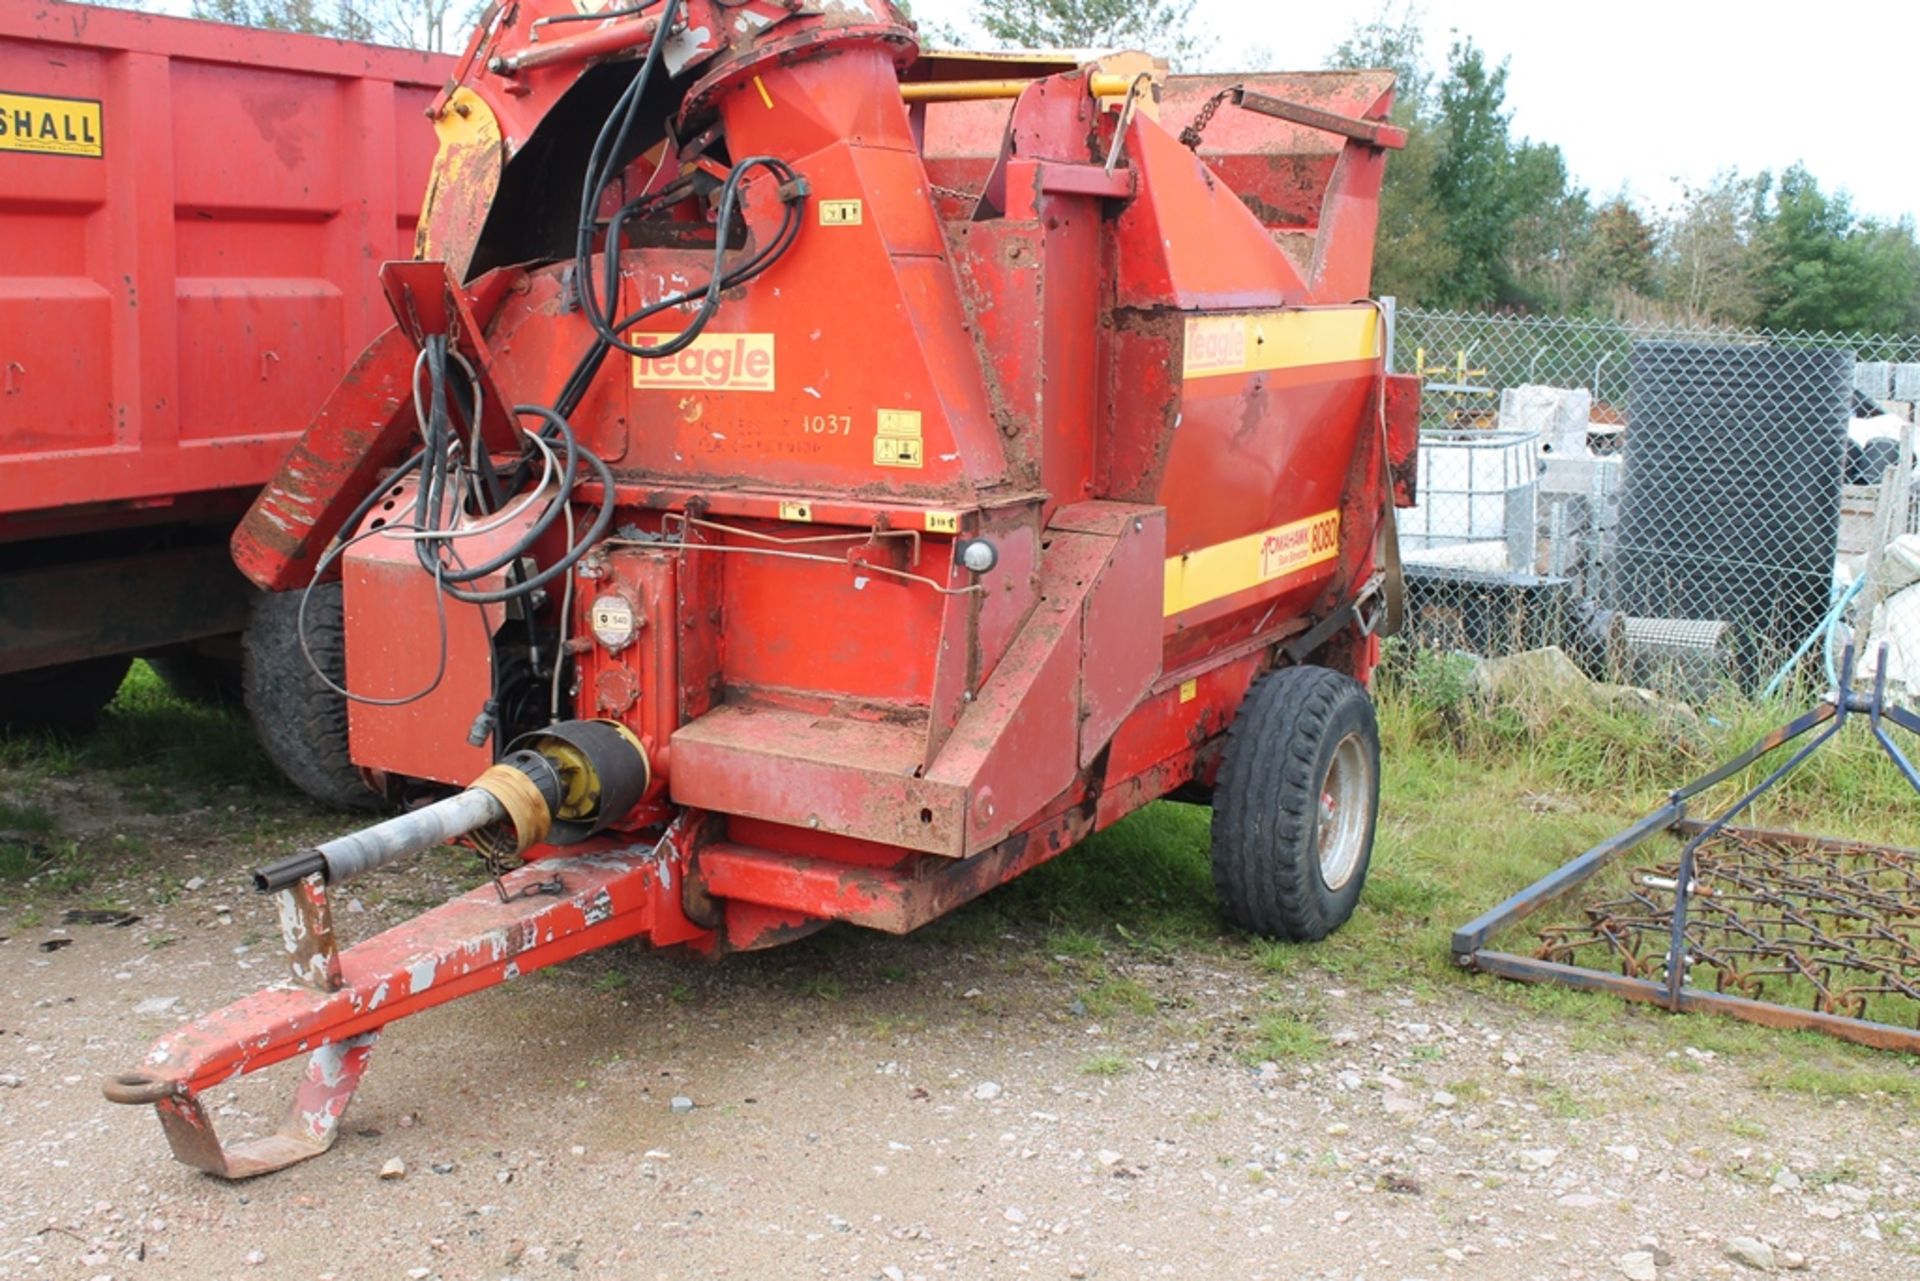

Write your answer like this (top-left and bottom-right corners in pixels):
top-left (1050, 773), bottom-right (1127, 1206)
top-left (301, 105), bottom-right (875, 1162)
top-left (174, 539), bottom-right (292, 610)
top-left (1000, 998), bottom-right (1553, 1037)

top-left (0, 2), bottom-right (450, 528)
top-left (106, 6), bottom-right (1431, 1182)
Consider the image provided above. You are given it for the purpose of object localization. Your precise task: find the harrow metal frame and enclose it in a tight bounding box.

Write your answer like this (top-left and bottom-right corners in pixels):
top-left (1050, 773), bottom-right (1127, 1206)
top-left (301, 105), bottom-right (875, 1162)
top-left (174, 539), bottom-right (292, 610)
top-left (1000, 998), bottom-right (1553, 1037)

top-left (1452, 647), bottom-right (1920, 1054)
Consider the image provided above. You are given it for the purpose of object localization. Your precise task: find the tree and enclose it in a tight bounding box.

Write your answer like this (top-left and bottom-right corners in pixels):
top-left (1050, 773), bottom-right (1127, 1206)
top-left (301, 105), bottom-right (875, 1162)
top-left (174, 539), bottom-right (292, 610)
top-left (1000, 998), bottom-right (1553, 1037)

top-left (1426, 39), bottom-right (1519, 307)
top-left (1328, 2), bottom-right (1430, 118)
top-left (1503, 140), bottom-right (1590, 312)
top-left (1365, 119), bottom-right (1457, 304)
top-left (1576, 197), bottom-right (1656, 306)
top-left (962, 0), bottom-right (1209, 68)
top-left (1759, 165), bottom-right (1920, 335)
top-left (1657, 170), bottom-right (1768, 328)
top-left (191, 0), bottom-right (370, 40)
top-left (189, 0), bottom-right (471, 50)
top-left (1326, 6), bottom-right (1454, 302)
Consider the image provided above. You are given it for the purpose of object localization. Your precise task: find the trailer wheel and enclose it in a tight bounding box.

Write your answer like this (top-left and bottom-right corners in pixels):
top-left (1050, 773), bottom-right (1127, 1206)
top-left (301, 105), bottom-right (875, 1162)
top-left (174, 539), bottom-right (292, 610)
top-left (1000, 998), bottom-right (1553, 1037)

top-left (1210, 666), bottom-right (1379, 941)
top-left (0, 655), bottom-right (133, 736)
top-left (244, 585), bottom-right (383, 812)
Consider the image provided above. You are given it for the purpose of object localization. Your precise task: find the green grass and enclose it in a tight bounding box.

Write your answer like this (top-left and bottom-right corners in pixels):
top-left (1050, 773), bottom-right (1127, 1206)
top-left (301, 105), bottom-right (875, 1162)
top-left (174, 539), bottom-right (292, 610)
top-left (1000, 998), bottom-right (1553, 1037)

top-left (0, 662), bottom-right (294, 795)
top-left (1247, 1010), bottom-right (1328, 1062)
top-left (1082, 977), bottom-right (1157, 1018)
top-left (0, 799), bottom-right (57, 834)
top-left (0, 662), bottom-right (324, 904)
top-left (1080, 1051), bottom-right (1130, 1077)
top-left (921, 641), bottom-right (1920, 1095)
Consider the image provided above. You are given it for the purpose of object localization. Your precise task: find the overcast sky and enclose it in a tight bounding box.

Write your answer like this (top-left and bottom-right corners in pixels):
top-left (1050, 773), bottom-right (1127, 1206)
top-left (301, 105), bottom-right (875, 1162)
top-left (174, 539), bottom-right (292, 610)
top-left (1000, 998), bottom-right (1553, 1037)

top-left (912, 0), bottom-right (1920, 226)
top-left (131, 0), bottom-right (1916, 224)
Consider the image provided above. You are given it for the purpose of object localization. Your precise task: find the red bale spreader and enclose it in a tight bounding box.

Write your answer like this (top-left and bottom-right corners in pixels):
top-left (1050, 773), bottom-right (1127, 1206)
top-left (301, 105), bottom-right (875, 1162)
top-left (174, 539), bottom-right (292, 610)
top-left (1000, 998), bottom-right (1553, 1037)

top-left (105, 0), bottom-right (1420, 1177)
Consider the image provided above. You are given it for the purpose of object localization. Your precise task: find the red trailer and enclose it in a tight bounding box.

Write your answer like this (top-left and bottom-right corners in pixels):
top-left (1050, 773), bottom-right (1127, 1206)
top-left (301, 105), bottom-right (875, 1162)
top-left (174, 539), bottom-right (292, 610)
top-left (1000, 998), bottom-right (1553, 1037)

top-left (0, 2), bottom-right (449, 728)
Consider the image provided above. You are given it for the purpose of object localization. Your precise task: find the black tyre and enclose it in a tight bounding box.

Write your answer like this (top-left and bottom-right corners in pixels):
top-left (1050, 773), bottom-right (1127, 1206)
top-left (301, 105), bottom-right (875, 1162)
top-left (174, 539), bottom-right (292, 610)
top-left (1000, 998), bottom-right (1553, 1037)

top-left (0, 655), bottom-right (133, 736)
top-left (243, 584), bottom-right (383, 812)
top-left (1210, 665), bottom-right (1380, 941)
top-left (149, 650), bottom-right (245, 706)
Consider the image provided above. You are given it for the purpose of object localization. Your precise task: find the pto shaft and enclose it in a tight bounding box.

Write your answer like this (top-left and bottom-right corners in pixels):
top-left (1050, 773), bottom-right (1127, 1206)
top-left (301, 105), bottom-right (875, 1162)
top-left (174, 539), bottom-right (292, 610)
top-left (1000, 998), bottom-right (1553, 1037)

top-left (254, 788), bottom-right (514, 892)
top-left (251, 720), bottom-right (651, 893)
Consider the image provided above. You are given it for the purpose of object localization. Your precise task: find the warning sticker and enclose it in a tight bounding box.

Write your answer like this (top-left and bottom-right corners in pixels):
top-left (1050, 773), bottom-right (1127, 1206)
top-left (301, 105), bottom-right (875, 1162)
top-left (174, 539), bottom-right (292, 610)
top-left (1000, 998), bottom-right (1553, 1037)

top-left (874, 408), bottom-right (924, 469)
top-left (819, 199), bottom-right (864, 226)
top-left (0, 92), bottom-right (103, 158)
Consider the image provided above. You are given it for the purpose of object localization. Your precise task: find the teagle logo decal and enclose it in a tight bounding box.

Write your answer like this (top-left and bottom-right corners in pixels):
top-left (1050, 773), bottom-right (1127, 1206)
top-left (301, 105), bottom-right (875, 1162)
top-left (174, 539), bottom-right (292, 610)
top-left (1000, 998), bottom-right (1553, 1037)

top-left (630, 333), bottom-right (776, 392)
top-left (1182, 315), bottom-right (1248, 377)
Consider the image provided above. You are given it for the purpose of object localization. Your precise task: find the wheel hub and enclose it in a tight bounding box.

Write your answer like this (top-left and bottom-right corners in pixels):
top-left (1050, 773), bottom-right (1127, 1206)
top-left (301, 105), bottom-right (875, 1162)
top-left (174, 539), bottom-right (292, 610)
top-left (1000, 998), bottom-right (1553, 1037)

top-left (1317, 732), bottom-right (1373, 891)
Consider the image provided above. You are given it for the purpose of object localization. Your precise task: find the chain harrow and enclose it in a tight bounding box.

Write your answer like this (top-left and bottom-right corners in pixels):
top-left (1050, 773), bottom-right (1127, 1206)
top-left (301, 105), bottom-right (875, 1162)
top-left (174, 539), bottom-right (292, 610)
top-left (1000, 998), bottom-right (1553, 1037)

top-left (1536, 829), bottom-right (1920, 1023)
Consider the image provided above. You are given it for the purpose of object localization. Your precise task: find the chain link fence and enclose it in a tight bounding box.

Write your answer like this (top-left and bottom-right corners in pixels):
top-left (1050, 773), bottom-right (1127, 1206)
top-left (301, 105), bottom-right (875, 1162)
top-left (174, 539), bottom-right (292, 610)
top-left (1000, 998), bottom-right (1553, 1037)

top-left (1387, 307), bottom-right (1920, 700)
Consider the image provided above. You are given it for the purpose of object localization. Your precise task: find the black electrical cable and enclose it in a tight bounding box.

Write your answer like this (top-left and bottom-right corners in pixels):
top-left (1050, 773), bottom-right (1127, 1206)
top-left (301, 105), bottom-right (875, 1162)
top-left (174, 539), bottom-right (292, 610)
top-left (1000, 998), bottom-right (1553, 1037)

top-left (412, 348), bottom-right (580, 586)
top-left (307, 0), bottom-right (806, 702)
top-left (397, 335), bottom-right (611, 606)
top-left (571, 0), bottom-right (684, 345)
top-left (554, 157), bottom-right (806, 419)
top-left (325, 446), bottom-right (427, 557)
top-left (426, 407), bottom-right (618, 607)
top-left (591, 156), bottom-right (805, 360)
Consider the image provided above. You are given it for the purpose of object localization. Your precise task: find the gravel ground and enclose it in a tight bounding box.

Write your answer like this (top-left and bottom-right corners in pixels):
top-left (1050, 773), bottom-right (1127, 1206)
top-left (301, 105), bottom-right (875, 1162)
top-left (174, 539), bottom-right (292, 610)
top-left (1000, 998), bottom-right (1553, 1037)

top-left (3, 789), bottom-right (1918, 1281)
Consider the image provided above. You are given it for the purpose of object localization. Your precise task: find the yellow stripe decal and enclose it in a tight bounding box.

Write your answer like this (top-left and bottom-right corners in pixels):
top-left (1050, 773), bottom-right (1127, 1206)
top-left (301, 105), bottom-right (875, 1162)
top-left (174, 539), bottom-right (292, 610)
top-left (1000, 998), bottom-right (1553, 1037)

top-left (1182, 307), bottom-right (1379, 380)
top-left (1163, 510), bottom-right (1341, 616)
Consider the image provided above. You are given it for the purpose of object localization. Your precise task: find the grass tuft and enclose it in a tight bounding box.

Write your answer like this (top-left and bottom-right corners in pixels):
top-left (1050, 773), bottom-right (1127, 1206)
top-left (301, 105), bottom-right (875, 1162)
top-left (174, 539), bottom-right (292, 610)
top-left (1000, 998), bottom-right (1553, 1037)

top-left (1248, 1010), bottom-right (1327, 1062)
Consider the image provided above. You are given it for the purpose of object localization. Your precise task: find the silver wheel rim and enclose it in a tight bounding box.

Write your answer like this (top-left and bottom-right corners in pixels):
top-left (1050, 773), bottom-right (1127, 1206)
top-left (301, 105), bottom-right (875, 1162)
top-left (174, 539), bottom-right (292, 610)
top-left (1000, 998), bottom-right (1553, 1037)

top-left (1316, 732), bottom-right (1373, 892)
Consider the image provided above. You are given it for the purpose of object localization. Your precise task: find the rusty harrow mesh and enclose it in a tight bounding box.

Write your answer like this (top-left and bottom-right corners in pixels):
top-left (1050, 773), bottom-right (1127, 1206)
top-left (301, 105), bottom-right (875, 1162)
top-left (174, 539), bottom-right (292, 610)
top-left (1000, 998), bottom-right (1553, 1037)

top-left (1535, 830), bottom-right (1920, 1025)
top-left (1454, 647), bottom-right (1920, 1052)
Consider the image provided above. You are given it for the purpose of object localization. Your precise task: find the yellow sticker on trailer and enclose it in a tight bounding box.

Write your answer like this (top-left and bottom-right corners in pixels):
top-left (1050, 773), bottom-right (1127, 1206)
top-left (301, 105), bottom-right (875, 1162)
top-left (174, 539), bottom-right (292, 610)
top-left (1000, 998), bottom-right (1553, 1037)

top-left (874, 408), bottom-right (925, 469)
top-left (0, 92), bottom-right (103, 158)
top-left (1162, 510), bottom-right (1341, 616)
top-left (819, 199), bottom-right (864, 226)
top-left (1181, 308), bottom-right (1379, 380)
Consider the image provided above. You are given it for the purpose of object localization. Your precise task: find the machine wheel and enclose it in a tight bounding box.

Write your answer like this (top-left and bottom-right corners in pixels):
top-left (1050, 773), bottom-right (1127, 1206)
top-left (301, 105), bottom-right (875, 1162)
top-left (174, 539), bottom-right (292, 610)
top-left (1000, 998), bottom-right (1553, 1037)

top-left (0, 655), bottom-right (133, 736)
top-left (1210, 665), bottom-right (1380, 941)
top-left (244, 584), bottom-right (383, 812)
top-left (149, 650), bottom-right (244, 706)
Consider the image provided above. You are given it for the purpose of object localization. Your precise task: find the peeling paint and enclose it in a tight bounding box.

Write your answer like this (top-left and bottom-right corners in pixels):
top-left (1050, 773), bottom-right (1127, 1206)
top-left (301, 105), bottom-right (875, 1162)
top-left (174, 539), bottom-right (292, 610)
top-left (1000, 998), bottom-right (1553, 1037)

top-left (406, 956), bottom-right (438, 995)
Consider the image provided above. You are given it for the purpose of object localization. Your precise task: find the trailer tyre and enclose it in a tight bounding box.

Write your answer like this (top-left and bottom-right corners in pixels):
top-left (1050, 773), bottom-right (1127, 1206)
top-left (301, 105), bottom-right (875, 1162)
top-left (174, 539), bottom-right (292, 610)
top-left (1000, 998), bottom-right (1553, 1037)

top-left (1210, 666), bottom-right (1379, 941)
top-left (0, 655), bottom-right (133, 737)
top-left (244, 585), bottom-right (383, 812)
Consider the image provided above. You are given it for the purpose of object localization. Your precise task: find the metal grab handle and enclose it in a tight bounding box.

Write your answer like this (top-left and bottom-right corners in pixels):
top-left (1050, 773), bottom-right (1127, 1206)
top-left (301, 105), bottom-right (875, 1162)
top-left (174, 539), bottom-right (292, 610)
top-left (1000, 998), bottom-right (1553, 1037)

top-left (1228, 88), bottom-right (1409, 151)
